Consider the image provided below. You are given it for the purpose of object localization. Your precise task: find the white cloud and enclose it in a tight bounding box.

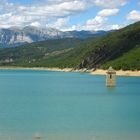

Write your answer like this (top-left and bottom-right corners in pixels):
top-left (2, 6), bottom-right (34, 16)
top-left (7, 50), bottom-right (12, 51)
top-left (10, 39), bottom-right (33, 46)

top-left (86, 16), bottom-right (106, 25)
top-left (0, 0), bottom-right (89, 28)
top-left (127, 10), bottom-right (140, 21)
top-left (75, 8), bottom-right (120, 31)
top-left (92, 0), bottom-right (128, 8)
top-left (25, 0), bottom-right (87, 17)
top-left (30, 22), bottom-right (41, 27)
top-left (0, 13), bottom-right (12, 19)
top-left (98, 9), bottom-right (119, 17)
top-left (68, 16), bottom-right (121, 31)
top-left (67, 7), bottom-right (121, 31)
top-left (47, 18), bottom-right (69, 30)
top-left (108, 24), bottom-right (120, 30)
top-left (69, 23), bottom-right (121, 31)
top-left (0, 0), bottom-right (128, 30)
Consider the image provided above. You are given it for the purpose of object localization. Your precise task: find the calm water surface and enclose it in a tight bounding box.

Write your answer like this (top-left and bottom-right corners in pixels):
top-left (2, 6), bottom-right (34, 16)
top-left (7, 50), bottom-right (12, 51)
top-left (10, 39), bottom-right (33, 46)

top-left (0, 70), bottom-right (139, 140)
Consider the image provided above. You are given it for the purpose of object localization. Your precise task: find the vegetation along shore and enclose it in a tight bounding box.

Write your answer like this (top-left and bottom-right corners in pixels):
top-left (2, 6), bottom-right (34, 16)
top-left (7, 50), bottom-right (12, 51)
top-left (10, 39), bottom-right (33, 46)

top-left (0, 67), bottom-right (139, 77)
top-left (0, 21), bottom-right (139, 72)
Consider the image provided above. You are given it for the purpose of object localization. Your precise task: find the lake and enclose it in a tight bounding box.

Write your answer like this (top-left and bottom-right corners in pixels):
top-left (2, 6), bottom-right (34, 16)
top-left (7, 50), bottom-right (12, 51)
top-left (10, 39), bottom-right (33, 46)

top-left (0, 70), bottom-right (139, 140)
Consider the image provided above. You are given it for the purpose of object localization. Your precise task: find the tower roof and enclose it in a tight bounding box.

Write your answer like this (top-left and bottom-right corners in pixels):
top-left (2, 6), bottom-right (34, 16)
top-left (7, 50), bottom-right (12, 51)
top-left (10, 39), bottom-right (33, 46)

top-left (108, 66), bottom-right (114, 71)
top-left (107, 66), bottom-right (116, 73)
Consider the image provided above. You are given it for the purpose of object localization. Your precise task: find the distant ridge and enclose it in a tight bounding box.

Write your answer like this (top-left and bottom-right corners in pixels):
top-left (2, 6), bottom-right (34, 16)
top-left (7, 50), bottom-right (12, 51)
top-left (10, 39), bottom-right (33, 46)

top-left (0, 26), bottom-right (108, 48)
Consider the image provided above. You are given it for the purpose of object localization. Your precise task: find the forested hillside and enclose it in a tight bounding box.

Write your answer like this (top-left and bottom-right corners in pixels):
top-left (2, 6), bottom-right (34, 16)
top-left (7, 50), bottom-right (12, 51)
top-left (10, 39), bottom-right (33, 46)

top-left (0, 21), bottom-right (139, 70)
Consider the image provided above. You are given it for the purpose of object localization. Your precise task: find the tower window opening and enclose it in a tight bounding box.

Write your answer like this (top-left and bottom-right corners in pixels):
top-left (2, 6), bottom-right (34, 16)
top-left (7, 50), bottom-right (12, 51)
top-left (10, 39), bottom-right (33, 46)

top-left (110, 74), bottom-right (112, 79)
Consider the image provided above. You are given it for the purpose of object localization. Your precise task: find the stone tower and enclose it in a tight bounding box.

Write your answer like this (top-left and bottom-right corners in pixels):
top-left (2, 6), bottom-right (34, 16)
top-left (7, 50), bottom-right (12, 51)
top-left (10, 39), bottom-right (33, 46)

top-left (106, 66), bottom-right (116, 87)
top-left (34, 132), bottom-right (41, 140)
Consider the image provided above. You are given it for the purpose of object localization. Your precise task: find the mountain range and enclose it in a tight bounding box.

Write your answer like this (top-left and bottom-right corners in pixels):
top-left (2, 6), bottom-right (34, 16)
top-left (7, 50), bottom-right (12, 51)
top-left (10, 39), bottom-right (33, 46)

top-left (0, 21), bottom-right (139, 70)
top-left (0, 26), bottom-right (108, 48)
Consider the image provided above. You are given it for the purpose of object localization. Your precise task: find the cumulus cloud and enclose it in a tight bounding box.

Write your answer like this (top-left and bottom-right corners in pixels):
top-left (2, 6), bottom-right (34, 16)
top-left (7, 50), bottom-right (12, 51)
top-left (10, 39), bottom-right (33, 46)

top-left (98, 9), bottom-right (119, 17)
top-left (67, 7), bottom-right (121, 31)
top-left (127, 10), bottom-right (140, 21)
top-left (44, 6), bottom-right (120, 31)
top-left (0, 0), bottom-right (127, 30)
top-left (70, 16), bottom-right (106, 31)
top-left (30, 22), bottom-right (41, 27)
top-left (46, 18), bottom-right (69, 30)
top-left (77, 7), bottom-right (120, 31)
top-left (92, 0), bottom-right (128, 8)
top-left (0, 0), bottom-right (88, 28)
top-left (69, 22), bottom-right (121, 31)
top-left (69, 17), bottom-right (120, 31)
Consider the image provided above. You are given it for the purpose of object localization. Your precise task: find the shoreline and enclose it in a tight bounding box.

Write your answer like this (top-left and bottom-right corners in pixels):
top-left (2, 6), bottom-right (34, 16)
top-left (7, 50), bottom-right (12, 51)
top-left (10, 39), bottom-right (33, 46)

top-left (0, 66), bottom-right (140, 77)
top-left (90, 69), bottom-right (140, 77)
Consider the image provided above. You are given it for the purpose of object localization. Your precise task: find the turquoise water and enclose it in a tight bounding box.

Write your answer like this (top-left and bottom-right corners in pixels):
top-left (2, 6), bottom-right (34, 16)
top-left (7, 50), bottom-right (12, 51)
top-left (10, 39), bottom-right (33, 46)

top-left (0, 70), bottom-right (140, 140)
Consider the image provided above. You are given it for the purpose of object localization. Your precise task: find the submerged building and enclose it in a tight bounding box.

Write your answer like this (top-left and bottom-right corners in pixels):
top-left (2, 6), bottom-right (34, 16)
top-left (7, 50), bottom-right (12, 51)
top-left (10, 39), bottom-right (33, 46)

top-left (106, 66), bottom-right (116, 87)
top-left (34, 132), bottom-right (41, 140)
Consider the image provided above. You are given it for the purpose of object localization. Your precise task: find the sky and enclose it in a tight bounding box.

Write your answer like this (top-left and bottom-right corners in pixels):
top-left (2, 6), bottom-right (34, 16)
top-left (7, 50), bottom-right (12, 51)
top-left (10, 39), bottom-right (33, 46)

top-left (0, 0), bottom-right (140, 31)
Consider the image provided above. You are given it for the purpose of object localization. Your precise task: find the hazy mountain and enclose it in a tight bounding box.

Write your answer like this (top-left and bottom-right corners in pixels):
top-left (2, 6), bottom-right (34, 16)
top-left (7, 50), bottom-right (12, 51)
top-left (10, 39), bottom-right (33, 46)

top-left (67, 30), bottom-right (108, 38)
top-left (0, 26), bottom-right (108, 48)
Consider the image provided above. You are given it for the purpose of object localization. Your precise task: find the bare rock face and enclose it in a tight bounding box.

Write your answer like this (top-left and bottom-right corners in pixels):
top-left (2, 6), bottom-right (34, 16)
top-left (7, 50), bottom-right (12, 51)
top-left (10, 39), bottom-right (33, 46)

top-left (0, 26), bottom-right (65, 48)
top-left (0, 26), bottom-right (108, 48)
top-left (77, 45), bottom-right (109, 69)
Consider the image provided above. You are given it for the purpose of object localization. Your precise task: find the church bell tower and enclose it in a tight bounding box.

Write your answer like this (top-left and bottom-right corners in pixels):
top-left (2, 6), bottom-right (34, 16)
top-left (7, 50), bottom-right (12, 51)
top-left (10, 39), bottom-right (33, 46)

top-left (106, 66), bottom-right (116, 87)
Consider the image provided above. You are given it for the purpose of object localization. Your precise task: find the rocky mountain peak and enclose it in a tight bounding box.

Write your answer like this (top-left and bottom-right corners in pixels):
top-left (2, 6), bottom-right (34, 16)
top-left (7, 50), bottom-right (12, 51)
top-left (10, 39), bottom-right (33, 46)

top-left (0, 26), bottom-right (108, 48)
